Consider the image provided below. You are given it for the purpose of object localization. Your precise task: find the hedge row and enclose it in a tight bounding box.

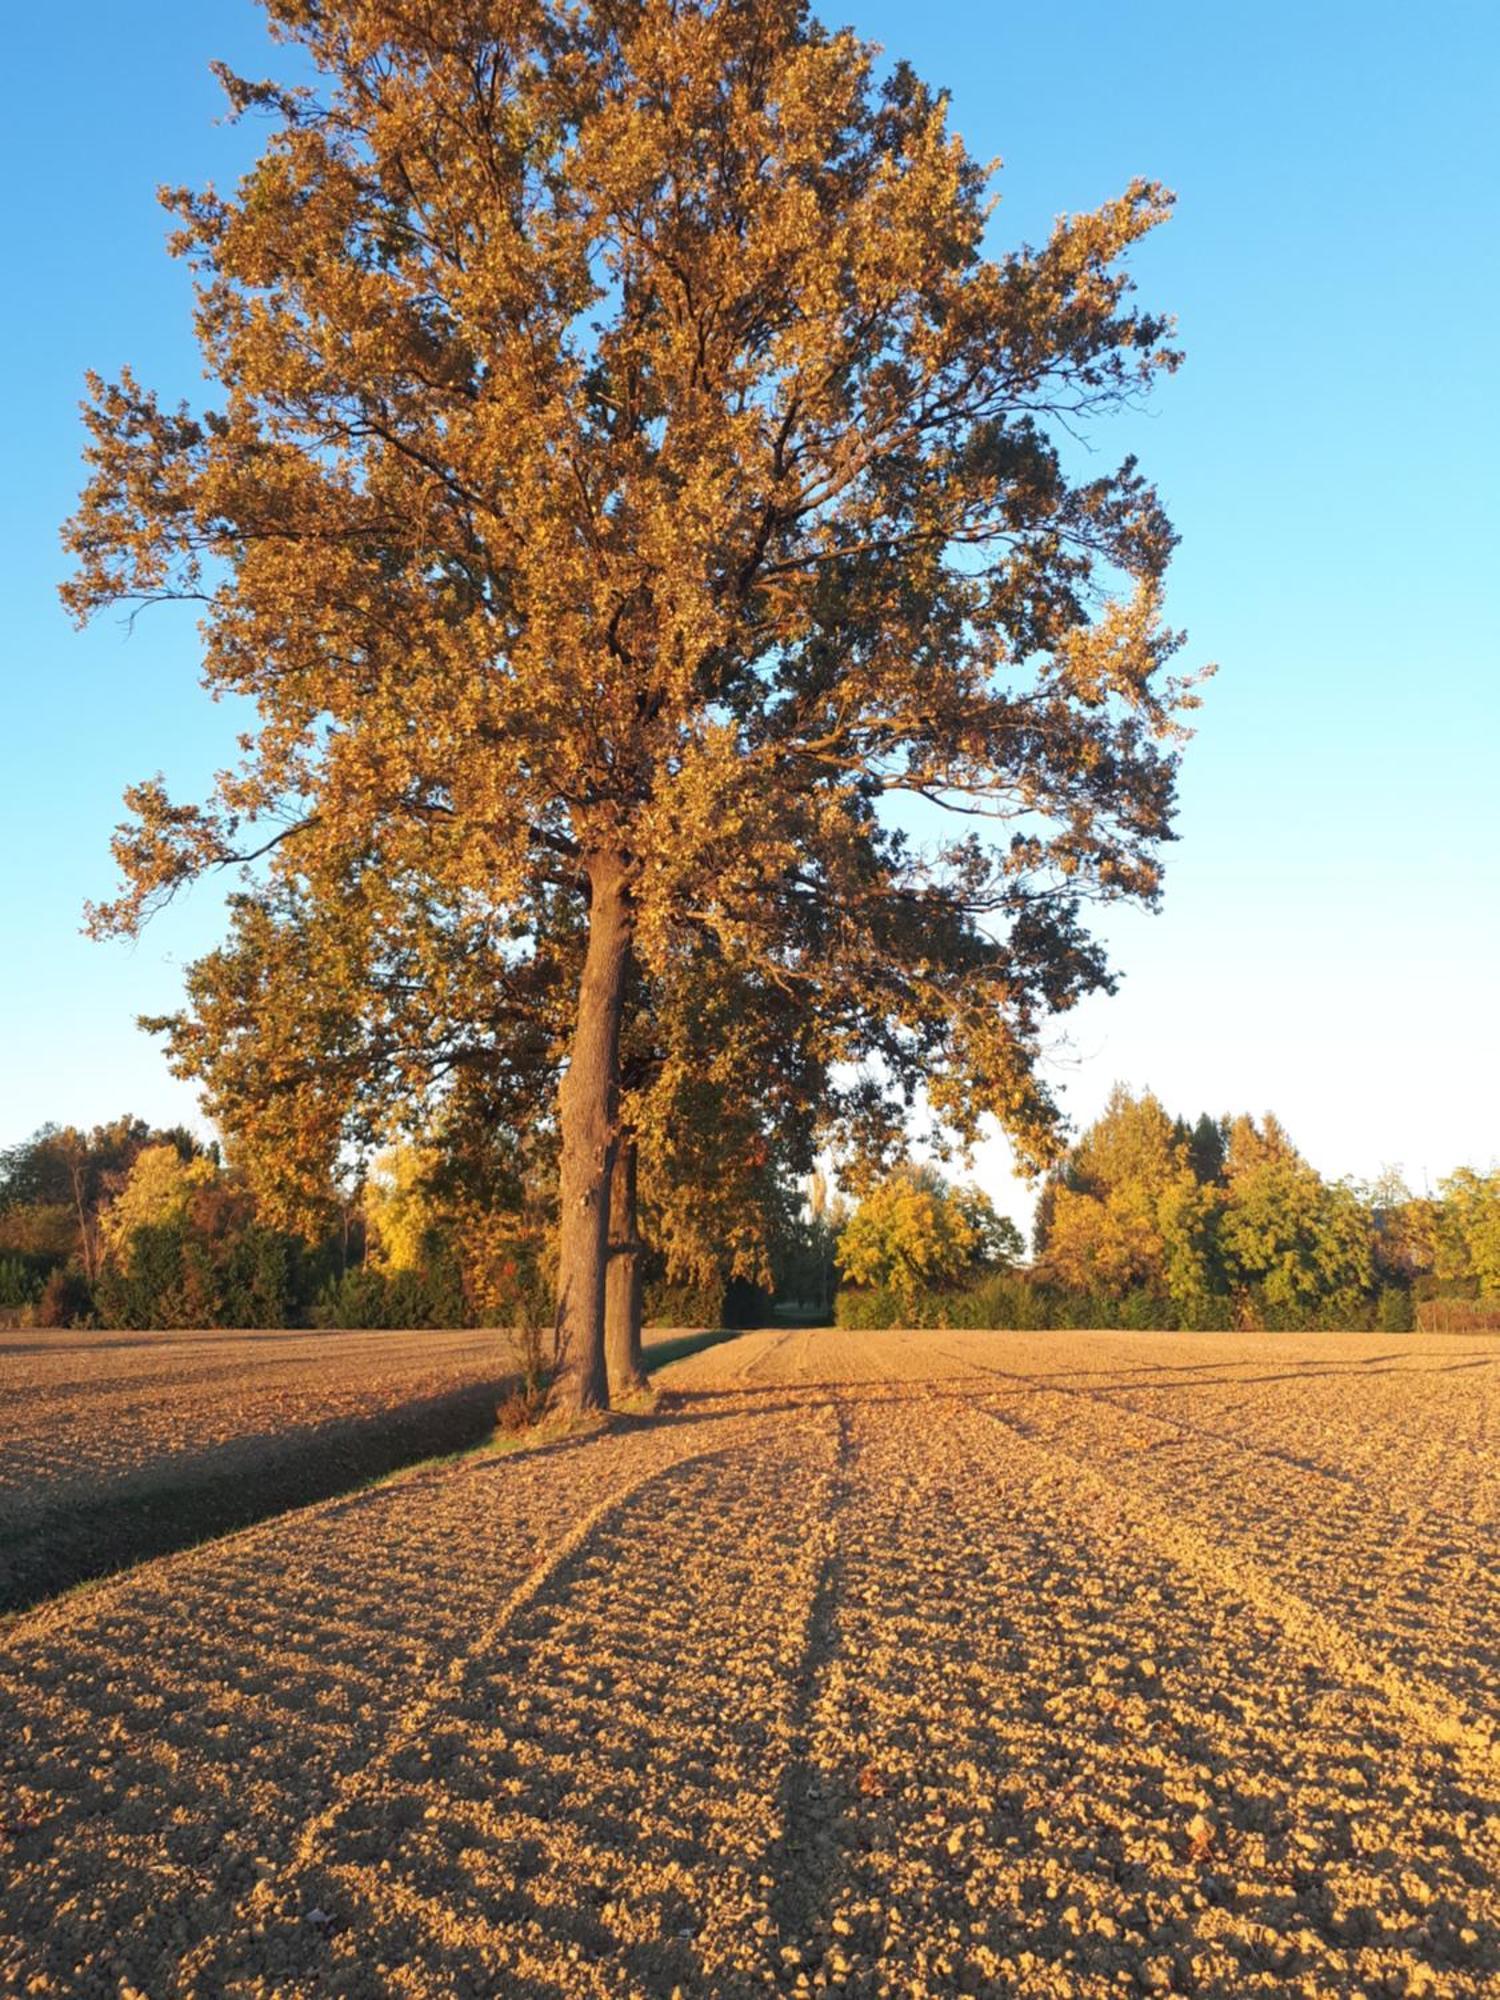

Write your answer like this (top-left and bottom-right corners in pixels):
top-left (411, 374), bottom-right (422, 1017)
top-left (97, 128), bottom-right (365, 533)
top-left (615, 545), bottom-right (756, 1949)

top-left (835, 1274), bottom-right (1419, 1334)
top-left (1414, 1298), bottom-right (1500, 1333)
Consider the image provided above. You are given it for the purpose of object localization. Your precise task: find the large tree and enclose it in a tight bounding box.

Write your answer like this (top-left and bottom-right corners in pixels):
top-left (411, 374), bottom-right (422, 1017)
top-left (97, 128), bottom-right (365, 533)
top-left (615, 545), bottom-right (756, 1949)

top-left (66, 0), bottom-right (1200, 1409)
top-left (1038, 1085), bottom-right (1218, 1315)
top-left (147, 850), bottom-right (831, 1388)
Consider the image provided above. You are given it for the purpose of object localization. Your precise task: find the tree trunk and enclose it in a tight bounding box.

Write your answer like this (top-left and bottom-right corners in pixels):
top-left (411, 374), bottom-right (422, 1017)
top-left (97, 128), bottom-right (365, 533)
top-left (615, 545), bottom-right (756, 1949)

top-left (605, 1132), bottom-right (648, 1398)
top-left (551, 855), bottom-right (633, 1415)
top-left (69, 1157), bottom-right (96, 1287)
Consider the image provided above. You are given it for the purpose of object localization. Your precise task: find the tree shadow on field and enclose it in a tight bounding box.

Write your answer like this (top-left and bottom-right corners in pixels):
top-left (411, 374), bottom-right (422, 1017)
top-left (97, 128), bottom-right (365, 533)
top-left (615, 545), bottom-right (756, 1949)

top-left (1086, 1357), bottom-right (1500, 1392)
top-left (668, 1378), bottom-right (976, 1405)
top-left (247, 1423), bottom-right (847, 2000)
top-left (764, 1409), bottom-right (856, 1956)
top-left (0, 1377), bottom-right (507, 1619)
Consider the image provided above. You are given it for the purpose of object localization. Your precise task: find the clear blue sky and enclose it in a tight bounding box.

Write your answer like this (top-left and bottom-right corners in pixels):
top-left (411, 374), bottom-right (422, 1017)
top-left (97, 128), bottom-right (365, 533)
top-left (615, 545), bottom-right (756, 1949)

top-left (2, 0), bottom-right (1496, 1217)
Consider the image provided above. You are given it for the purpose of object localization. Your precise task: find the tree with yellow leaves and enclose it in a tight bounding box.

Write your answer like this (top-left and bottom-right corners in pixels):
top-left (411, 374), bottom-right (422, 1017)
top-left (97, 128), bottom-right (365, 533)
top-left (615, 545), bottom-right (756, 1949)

top-left (99, 1144), bottom-right (219, 1272)
top-left (363, 1142), bottom-right (447, 1275)
top-left (837, 1163), bottom-right (1018, 1310)
top-left (1040, 1086), bottom-right (1216, 1315)
top-left (67, 0), bottom-right (1200, 1410)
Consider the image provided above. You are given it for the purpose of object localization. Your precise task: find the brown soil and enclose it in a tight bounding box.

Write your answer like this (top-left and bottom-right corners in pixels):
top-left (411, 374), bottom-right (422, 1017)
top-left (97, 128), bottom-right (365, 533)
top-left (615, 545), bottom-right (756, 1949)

top-left (0, 1329), bottom-right (519, 1614)
top-left (0, 1328), bottom-right (518, 1527)
top-left (1, 1327), bottom-right (1495, 1997)
top-left (0, 1328), bottom-right (723, 1615)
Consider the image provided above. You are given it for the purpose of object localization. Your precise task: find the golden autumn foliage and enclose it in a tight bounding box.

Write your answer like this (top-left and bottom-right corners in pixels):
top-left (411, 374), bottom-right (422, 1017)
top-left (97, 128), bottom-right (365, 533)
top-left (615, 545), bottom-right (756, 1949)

top-left (1036, 1090), bottom-right (1396, 1327)
top-left (363, 1143), bottom-right (446, 1274)
top-left (66, 0), bottom-right (1201, 1407)
top-left (836, 1164), bottom-right (1014, 1307)
top-left (99, 1146), bottom-right (219, 1273)
top-left (1043, 1088), bottom-right (1208, 1300)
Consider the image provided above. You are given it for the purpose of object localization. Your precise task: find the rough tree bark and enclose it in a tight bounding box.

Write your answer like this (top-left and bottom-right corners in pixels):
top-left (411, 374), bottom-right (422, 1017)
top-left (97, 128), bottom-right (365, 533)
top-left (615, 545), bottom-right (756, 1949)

top-left (551, 856), bottom-right (633, 1415)
top-left (605, 1132), bottom-right (648, 1398)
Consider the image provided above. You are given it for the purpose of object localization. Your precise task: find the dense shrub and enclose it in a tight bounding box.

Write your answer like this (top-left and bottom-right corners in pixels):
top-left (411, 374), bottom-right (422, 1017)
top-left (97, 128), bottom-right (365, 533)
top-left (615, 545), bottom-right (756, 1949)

top-left (833, 1272), bottom-right (1409, 1334)
top-left (214, 1228), bottom-right (303, 1328)
top-left (311, 1267), bottom-right (393, 1329)
top-left (643, 1274), bottom-right (726, 1327)
top-left (944, 1273), bottom-right (1054, 1330)
top-left (1117, 1288), bottom-right (1176, 1331)
top-left (313, 1267), bottom-right (409, 1329)
top-left (1230, 1287), bottom-right (1380, 1334)
top-left (835, 1285), bottom-right (910, 1330)
top-left (95, 1217), bottom-right (306, 1330)
top-left (1376, 1284), bottom-right (1416, 1332)
top-left (1049, 1290), bottom-right (1119, 1330)
top-left (837, 1276), bottom-right (1063, 1331)
top-left (1172, 1293), bottom-right (1235, 1332)
top-left (35, 1264), bottom-right (94, 1329)
top-left (310, 1258), bottom-right (468, 1329)
top-left (0, 1254), bottom-right (48, 1309)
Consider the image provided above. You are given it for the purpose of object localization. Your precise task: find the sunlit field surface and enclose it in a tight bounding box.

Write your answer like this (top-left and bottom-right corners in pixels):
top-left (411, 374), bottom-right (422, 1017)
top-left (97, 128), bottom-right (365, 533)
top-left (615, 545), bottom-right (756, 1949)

top-left (2, 1329), bottom-right (1496, 1998)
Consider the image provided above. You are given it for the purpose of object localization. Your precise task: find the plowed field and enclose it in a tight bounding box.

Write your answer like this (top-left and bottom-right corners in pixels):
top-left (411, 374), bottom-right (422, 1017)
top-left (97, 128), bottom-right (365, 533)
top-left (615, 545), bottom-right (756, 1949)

top-left (0, 1329), bottom-right (518, 1612)
top-left (0, 1327), bottom-right (519, 1514)
top-left (2, 1328), bottom-right (1496, 1998)
top-left (0, 1327), bottom-right (716, 1613)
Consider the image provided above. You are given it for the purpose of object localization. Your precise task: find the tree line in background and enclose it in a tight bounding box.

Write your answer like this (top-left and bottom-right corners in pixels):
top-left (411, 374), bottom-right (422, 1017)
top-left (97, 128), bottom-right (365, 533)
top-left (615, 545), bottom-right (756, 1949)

top-left (832, 1088), bottom-right (1500, 1333)
top-left (0, 1113), bottom-right (772, 1337)
top-left (3, 1089), bottom-right (1496, 1337)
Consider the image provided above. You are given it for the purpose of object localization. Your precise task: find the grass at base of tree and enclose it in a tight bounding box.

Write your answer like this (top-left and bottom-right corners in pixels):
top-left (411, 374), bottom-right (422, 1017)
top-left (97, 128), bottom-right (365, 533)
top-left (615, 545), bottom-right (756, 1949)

top-left (493, 1325), bottom-right (742, 1440)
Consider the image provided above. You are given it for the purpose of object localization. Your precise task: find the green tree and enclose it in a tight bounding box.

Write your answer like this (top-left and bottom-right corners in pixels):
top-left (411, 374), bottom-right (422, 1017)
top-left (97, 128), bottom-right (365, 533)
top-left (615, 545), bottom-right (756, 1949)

top-left (776, 1172), bottom-right (849, 1316)
top-left (67, 0), bottom-right (1199, 1409)
top-left (1434, 1168), bottom-right (1500, 1297)
top-left (1218, 1155), bottom-right (1373, 1327)
top-left (1040, 1086), bottom-right (1215, 1315)
top-left (837, 1164), bottom-right (1005, 1310)
top-left (1185, 1112), bottom-right (1228, 1186)
top-left (951, 1187), bottom-right (1026, 1270)
top-left (1357, 1168), bottom-right (1435, 1291)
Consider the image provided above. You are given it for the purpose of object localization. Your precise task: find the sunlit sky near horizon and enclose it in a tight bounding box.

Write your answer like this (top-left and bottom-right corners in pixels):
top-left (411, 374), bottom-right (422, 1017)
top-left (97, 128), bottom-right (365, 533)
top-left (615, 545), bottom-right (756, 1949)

top-left (2, 0), bottom-right (1496, 1227)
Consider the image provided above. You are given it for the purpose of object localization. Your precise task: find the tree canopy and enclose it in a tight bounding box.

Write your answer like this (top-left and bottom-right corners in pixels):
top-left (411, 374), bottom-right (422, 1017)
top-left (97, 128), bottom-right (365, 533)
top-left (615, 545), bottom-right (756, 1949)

top-left (1028, 1089), bottom-right (1455, 1329)
top-left (836, 1163), bottom-right (1018, 1307)
top-left (66, 0), bottom-right (1201, 1406)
